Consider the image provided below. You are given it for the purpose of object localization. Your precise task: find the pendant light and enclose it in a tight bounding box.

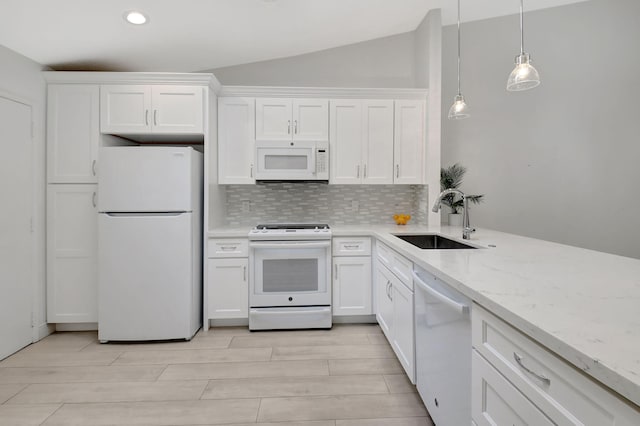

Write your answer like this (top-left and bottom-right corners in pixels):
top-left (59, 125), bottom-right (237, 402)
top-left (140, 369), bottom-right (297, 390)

top-left (448, 0), bottom-right (470, 120)
top-left (506, 0), bottom-right (540, 91)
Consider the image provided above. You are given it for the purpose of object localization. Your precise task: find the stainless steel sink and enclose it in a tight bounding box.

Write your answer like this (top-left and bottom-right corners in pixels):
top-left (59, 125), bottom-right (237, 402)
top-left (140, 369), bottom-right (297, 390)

top-left (393, 234), bottom-right (477, 250)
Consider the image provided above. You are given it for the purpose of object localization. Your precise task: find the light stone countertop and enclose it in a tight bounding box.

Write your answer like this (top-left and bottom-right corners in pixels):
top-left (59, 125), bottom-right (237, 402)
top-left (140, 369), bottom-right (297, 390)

top-left (208, 223), bottom-right (640, 407)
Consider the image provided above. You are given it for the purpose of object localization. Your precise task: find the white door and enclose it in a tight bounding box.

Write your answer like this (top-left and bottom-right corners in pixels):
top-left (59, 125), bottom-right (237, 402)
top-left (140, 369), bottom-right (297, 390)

top-left (293, 98), bottom-right (328, 141)
top-left (47, 184), bottom-right (98, 323)
top-left (333, 257), bottom-right (372, 316)
top-left (0, 95), bottom-right (33, 360)
top-left (98, 212), bottom-right (193, 341)
top-left (151, 86), bottom-right (204, 134)
top-left (100, 85), bottom-right (152, 134)
top-left (256, 98), bottom-right (292, 141)
top-left (47, 84), bottom-right (99, 183)
top-left (218, 97), bottom-right (255, 184)
top-left (330, 100), bottom-right (362, 184)
top-left (363, 100), bottom-right (394, 184)
top-left (208, 258), bottom-right (248, 319)
top-left (394, 100), bottom-right (425, 184)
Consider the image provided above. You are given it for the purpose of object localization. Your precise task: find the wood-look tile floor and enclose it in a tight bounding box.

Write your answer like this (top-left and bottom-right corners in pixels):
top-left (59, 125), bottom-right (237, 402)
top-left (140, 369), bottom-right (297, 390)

top-left (0, 324), bottom-right (433, 426)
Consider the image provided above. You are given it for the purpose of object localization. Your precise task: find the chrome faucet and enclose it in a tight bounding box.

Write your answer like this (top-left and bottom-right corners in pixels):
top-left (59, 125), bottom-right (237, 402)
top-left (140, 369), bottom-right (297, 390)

top-left (432, 188), bottom-right (476, 240)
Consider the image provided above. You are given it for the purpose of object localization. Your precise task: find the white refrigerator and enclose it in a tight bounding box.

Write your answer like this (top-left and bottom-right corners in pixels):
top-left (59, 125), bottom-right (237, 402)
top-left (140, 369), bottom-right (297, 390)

top-left (98, 146), bottom-right (203, 342)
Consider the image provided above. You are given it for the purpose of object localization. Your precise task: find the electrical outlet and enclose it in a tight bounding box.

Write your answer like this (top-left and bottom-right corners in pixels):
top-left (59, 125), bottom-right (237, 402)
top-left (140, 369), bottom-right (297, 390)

top-left (241, 200), bottom-right (251, 212)
top-left (351, 200), bottom-right (359, 212)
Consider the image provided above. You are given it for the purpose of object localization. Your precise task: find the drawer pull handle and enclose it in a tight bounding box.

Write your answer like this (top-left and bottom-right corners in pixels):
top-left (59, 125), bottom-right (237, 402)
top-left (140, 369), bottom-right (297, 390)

top-left (513, 352), bottom-right (551, 385)
top-left (343, 244), bottom-right (360, 249)
top-left (243, 266), bottom-right (247, 282)
top-left (220, 246), bottom-right (237, 251)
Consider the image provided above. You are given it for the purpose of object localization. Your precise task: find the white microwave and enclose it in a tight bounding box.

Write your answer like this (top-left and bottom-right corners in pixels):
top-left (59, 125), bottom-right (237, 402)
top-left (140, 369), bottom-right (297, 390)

top-left (255, 140), bottom-right (329, 181)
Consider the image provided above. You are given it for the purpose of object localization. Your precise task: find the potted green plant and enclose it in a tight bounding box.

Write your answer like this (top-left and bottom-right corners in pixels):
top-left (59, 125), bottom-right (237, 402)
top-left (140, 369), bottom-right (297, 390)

top-left (440, 163), bottom-right (484, 226)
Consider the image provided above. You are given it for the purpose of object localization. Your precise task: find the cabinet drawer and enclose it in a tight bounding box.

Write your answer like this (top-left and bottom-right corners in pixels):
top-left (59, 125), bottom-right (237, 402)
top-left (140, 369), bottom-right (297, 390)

top-left (472, 304), bottom-right (640, 425)
top-left (375, 241), bottom-right (413, 290)
top-left (333, 237), bottom-right (371, 256)
top-left (391, 251), bottom-right (413, 290)
top-left (472, 350), bottom-right (554, 426)
top-left (207, 239), bottom-right (248, 258)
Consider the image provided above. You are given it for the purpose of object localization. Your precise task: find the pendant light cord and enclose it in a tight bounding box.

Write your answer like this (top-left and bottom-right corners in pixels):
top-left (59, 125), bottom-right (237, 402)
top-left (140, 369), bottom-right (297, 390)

top-left (520, 0), bottom-right (524, 55)
top-left (457, 0), bottom-right (461, 96)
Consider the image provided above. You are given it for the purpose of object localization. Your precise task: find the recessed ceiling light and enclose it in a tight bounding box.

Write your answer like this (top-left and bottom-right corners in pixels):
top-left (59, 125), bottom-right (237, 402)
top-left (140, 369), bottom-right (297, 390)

top-left (124, 11), bottom-right (148, 25)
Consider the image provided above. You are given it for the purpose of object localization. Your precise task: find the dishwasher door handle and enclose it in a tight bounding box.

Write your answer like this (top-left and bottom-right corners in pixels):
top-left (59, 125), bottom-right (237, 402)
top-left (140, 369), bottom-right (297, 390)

top-left (412, 270), bottom-right (469, 314)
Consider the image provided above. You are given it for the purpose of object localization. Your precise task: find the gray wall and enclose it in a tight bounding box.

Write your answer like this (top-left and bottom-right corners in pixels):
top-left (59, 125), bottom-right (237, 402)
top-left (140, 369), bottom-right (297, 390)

top-left (208, 32), bottom-right (416, 87)
top-left (441, 0), bottom-right (640, 259)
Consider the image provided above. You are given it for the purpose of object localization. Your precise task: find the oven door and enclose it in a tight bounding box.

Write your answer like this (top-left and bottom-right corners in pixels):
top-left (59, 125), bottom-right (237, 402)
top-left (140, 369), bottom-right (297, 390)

top-left (249, 240), bottom-right (331, 307)
top-left (255, 142), bottom-right (317, 180)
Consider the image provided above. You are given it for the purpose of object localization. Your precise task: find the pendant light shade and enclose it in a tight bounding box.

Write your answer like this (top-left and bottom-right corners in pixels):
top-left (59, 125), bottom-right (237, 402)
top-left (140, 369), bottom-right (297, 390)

top-left (507, 0), bottom-right (540, 91)
top-left (448, 94), bottom-right (470, 120)
top-left (448, 0), bottom-right (469, 120)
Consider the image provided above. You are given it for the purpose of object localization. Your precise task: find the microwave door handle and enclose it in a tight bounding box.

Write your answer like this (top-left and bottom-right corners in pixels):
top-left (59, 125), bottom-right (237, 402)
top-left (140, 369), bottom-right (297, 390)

top-left (311, 148), bottom-right (317, 175)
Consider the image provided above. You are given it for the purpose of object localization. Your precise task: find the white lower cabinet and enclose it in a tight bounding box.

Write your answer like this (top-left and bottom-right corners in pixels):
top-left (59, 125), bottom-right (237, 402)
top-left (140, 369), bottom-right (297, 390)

top-left (332, 237), bottom-right (372, 316)
top-left (207, 258), bottom-right (248, 319)
top-left (374, 241), bottom-right (415, 383)
top-left (46, 184), bottom-right (98, 323)
top-left (472, 350), bottom-right (554, 425)
top-left (207, 239), bottom-right (249, 321)
top-left (472, 303), bottom-right (640, 425)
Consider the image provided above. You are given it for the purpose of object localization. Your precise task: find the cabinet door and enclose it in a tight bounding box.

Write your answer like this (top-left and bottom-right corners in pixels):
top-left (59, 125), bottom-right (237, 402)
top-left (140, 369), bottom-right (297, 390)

top-left (218, 97), bottom-right (255, 184)
top-left (375, 264), bottom-right (394, 339)
top-left (100, 85), bottom-right (152, 134)
top-left (472, 350), bottom-right (554, 426)
top-left (151, 86), bottom-right (204, 134)
top-left (333, 257), bottom-right (372, 316)
top-left (293, 98), bottom-right (328, 141)
top-left (47, 85), bottom-right (99, 183)
top-left (47, 184), bottom-right (98, 323)
top-left (394, 100), bottom-right (425, 184)
top-left (256, 98), bottom-right (292, 140)
top-left (392, 278), bottom-right (415, 382)
top-left (208, 258), bottom-right (249, 319)
top-left (362, 100), bottom-right (394, 184)
top-left (329, 100), bottom-right (362, 184)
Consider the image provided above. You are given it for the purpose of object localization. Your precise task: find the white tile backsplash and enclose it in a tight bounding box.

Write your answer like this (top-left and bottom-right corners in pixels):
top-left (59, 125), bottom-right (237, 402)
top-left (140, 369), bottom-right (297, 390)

top-left (224, 183), bottom-right (429, 227)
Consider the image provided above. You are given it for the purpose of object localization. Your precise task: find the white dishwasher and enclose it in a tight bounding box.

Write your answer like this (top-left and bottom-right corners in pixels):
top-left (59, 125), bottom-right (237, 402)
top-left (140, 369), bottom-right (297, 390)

top-left (413, 265), bottom-right (472, 426)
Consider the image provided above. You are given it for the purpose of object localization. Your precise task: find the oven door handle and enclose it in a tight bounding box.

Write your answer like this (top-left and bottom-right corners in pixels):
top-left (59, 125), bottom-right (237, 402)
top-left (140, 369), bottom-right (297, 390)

top-left (249, 241), bottom-right (331, 249)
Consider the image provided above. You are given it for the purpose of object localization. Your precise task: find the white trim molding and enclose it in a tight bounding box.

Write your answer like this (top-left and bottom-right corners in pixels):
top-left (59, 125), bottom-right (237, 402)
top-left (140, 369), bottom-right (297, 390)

top-left (43, 72), bottom-right (222, 93)
top-left (219, 85), bottom-right (428, 99)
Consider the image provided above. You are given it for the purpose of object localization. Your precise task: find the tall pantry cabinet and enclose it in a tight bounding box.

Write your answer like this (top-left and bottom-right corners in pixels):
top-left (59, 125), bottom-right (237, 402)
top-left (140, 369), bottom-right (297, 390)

top-left (46, 84), bottom-right (100, 323)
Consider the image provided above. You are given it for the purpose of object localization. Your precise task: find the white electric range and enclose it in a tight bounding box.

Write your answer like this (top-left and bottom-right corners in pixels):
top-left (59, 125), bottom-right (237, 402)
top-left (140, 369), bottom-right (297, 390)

top-left (248, 224), bottom-right (332, 330)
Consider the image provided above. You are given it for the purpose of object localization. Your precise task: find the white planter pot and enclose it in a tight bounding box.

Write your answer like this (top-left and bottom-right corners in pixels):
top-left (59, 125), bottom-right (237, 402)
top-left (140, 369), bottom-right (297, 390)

top-left (448, 213), bottom-right (463, 227)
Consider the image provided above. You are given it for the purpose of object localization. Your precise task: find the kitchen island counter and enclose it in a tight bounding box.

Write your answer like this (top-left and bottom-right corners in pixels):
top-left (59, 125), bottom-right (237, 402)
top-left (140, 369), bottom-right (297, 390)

top-left (334, 224), bottom-right (640, 408)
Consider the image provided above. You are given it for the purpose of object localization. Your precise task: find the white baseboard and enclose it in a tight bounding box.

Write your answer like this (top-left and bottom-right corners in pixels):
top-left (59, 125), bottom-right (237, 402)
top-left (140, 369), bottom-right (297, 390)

top-left (55, 322), bottom-right (98, 332)
top-left (208, 318), bottom-right (249, 327)
top-left (34, 323), bottom-right (55, 342)
top-left (333, 314), bottom-right (377, 324)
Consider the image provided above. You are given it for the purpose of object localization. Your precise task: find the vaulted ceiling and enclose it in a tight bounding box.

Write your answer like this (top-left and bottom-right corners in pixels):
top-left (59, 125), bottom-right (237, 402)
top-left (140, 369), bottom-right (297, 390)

top-left (0, 0), bottom-right (587, 72)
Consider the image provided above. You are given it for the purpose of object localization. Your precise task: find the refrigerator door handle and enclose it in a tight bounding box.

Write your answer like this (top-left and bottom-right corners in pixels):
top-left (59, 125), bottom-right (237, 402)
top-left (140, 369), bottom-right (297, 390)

top-left (104, 212), bottom-right (187, 217)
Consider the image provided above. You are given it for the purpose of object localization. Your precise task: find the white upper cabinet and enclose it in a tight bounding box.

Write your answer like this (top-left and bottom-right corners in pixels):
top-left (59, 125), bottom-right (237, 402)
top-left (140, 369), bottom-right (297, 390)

top-left (330, 100), bottom-right (362, 184)
top-left (363, 100), bottom-right (394, 184)
top-left (100, 85), bottom-right (203, 135)
top-left (218, 97), bottom-right (256, 184)
top-left (330, 99), bottom-right (394, 184)
top-left (47, 84), bottom-right (99, 183)
top-left (394, 100), bottom-right (426, 184)
top-left (256, 98), bottom-right (328, 141)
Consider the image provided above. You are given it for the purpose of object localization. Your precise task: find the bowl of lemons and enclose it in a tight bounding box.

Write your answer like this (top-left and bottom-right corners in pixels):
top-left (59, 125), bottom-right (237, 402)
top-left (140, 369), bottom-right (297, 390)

top-left (393, 214), bottom-right (411, 225)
